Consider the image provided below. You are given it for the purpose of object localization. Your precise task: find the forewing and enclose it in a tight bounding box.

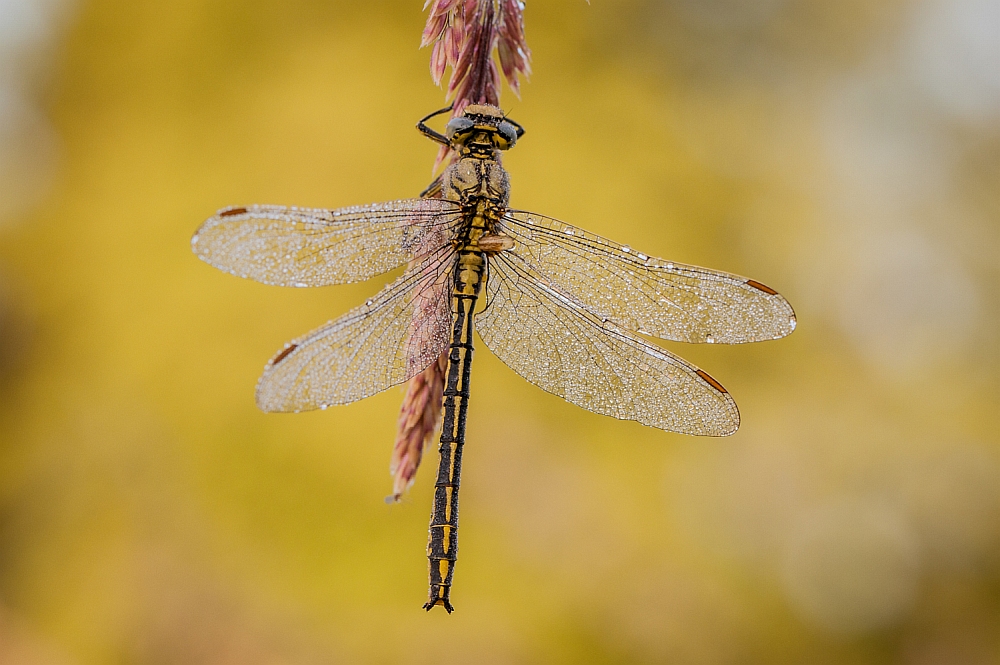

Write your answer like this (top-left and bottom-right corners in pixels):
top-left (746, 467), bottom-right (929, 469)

top-left (256, 248), bottom-right (454, 412)
top-left (502, 211), bottom-right (796, 343)
top-left (192, 199), bottom-right (461, 287)
top-left (477, 253), bottom-right (740, 436)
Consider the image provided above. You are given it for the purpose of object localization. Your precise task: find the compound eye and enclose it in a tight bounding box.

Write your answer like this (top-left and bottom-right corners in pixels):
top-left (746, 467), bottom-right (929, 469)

top-left (497, 121), bottom-right (518, 148)
top-left (445, 117), bottom-right (475, 139)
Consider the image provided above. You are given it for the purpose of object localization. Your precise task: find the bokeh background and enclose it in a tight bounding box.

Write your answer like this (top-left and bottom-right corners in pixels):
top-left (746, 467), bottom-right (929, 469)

top-left (1, 0), bottom-right (999, 663)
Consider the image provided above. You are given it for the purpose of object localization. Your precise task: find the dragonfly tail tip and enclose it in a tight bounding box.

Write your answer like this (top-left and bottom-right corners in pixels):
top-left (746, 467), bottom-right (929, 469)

top-left (422, 598), bottom-right (455, 613)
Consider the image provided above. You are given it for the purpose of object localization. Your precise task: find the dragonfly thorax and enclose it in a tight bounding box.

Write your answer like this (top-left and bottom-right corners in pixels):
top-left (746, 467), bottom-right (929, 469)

top-left (441, 156), bottom-right (510, 209)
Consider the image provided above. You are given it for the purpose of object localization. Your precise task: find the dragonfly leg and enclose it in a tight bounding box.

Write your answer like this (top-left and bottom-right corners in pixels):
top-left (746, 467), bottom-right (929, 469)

top-left (417, 104), bottom-right (454, 146)
top-left (503, 115), bottom-right (526, 139)
top-left (420, 174), bottom-right (444, 199)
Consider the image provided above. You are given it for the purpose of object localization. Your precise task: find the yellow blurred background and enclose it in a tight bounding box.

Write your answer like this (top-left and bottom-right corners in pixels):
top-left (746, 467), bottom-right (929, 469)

top-left (1, 0), bottom-right (999, 663)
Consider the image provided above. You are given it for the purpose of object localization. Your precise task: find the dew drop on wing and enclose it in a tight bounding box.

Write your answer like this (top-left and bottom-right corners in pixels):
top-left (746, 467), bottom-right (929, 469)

top-left (622, 245), bottom-right (631, 253)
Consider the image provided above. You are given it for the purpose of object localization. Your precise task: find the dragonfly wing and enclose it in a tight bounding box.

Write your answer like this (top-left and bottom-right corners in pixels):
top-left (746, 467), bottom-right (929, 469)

top-left (502, 211), bottom-right (796, 343)
top-left (192, 199), bottom-right (462, 287)
top-left (477, 253), bottom-right (740, 436)
top-left (256, 249), bottom-right (454, 412)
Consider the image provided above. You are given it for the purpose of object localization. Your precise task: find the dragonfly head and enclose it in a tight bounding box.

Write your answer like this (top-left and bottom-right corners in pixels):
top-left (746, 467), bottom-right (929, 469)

top-left (445, 104), bottom-right (521, 156)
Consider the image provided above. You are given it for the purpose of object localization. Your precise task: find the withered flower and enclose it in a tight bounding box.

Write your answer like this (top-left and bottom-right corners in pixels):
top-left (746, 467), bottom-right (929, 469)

top-left (389, 0), bottom-right (531, 501)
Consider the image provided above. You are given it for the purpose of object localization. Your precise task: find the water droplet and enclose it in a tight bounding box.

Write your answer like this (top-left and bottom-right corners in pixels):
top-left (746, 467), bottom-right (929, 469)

top-left (666, 262), bottom-right (674, 270)
top-left (565, 228), bottom-right (574, 235)
top-left (789, 316), bottom-right (797, 330)
top-left (706, 334), bottom-right (715, 343)
top-left (622, 245), bottom-right (631, 253)
top-left (292, 281), bottom-right (308, 288)
top-left (366, 299), bottom-right (373, 307)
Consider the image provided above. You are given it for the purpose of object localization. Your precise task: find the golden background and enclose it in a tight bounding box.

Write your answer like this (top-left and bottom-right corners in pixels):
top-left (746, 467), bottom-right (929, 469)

top-left (1, 0), bottom-right (998, 663)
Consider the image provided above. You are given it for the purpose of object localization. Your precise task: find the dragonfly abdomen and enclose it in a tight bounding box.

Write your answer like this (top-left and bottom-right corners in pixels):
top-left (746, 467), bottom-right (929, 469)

top-left (424, 240), bottom-right (486, 613)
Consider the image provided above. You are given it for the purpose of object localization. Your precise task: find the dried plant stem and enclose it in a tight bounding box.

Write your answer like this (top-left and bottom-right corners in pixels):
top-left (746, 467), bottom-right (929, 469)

top-left (389, 0), bottom-right (530, 500)
top-left (389, 354), bottom-right (447, 501)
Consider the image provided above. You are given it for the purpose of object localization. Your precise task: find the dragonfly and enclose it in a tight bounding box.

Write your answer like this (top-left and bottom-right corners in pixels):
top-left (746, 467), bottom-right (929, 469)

top-left (192, 104), bottom-right (796, 613)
